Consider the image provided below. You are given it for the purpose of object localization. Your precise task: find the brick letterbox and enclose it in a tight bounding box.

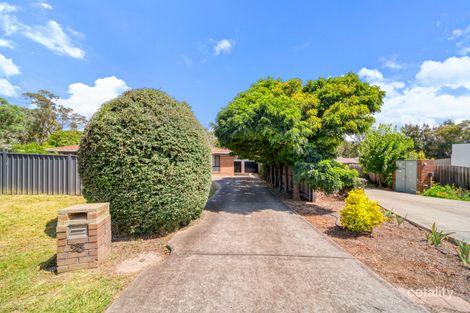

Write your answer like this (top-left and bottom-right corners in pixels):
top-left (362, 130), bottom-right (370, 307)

top-left (56, 203), bottom-right (111, 273)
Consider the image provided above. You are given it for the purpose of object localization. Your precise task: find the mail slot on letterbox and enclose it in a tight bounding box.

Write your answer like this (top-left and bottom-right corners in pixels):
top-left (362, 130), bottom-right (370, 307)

top-left (56, 203), bottom-right (111, 273)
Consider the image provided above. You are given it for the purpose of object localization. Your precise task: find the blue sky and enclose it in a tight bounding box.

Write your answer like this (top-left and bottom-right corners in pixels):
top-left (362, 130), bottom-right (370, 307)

top-left (1, 0), bottom-right (470, 127)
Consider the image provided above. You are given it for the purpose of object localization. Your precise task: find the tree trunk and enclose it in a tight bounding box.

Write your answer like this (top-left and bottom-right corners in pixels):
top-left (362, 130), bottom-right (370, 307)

top-left (311, 189), bottom-right (316, 202)
top-left (293, 183), bottom-right (300, 200)
top-left (278, 165), bottom-right (283, 191)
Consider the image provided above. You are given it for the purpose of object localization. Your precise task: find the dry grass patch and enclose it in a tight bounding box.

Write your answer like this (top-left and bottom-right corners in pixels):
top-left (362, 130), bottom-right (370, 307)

top-left (0, 195), bottom-right (171, 313)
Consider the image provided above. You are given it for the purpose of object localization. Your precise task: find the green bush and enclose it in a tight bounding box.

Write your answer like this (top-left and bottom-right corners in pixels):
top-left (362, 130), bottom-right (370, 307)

top-left (11, 143), bottom-right (52, 154)
top-left (48, 130), bottom-right (82, 147)
top-left (295, 160), bottom-right (359, 194)
top-left (340, 188), bottom-right (384, 233)
top-left (78, 89), bottom-right (212, 235)
top-left (423, 183), bottom-right (470, 201)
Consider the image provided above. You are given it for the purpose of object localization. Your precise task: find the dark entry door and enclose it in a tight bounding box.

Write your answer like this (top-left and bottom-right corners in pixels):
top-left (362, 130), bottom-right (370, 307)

top-left (234, 161), bottom-right (241, 173)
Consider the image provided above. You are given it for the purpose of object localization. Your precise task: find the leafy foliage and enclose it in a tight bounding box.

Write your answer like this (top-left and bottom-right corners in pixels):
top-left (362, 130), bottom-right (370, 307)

top-left (359, 124), bottom-right (414, 187)
top-left (426, 222), bottom-right (453, 247)
top-left (340, 188), bottom-right (384, 233)
top-left (48, 130), bottom-right (82, 147)
top-left (402, 120), bottom-right (470, 159)
top-left (214, 74), bottom-right (384, 190)
top-left (456, 240), bottom-right (470, 266)
top-left (383, 209), bottom-right (394, 220)
top-left (11, 143), bottom-right (52, 154)
top-left (79, 88), bottom-right (212, 235)
top-left (17, 91), bottom-right (87, 144)
top-left (0, 98), bottom-right (28, 144)
top-left (336, 135), bottom-right (363, 158)
top-left (295, 160), bottom-right (359, 194)
top-left (422, 183), bottom-right (470, 201)
top-left (395, 214), bottom-right (406, 226)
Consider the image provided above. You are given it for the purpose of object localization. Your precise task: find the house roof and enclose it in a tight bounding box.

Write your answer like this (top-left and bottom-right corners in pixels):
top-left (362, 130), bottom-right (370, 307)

top-left (336, 157), bottom-right (359, 164)
top-left (46, 145), bottom-right (80, 153)
top-left (211, 147), bottom-right (231, 155)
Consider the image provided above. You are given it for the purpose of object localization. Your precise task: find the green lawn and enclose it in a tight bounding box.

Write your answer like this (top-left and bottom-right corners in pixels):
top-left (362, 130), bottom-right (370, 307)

top-left (0, 195), bottom-right (128, 313)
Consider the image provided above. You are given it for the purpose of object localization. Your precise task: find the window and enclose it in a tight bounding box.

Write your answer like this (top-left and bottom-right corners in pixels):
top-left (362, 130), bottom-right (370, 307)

top-left (212, 155), bottom-right (220, 172)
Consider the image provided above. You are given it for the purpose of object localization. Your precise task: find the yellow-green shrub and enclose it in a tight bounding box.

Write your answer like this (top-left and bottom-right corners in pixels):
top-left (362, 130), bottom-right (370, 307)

top-left (340, 189), bottom-right (384, 233)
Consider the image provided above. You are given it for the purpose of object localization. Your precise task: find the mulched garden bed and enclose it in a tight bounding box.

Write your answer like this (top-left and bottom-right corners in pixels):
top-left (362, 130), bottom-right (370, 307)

top-left (269, 187), bottom-right (470, 305)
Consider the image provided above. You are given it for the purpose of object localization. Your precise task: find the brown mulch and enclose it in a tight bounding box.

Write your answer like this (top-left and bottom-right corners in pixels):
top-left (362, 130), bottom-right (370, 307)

top-left (270, 188), bottom-right (470, 303)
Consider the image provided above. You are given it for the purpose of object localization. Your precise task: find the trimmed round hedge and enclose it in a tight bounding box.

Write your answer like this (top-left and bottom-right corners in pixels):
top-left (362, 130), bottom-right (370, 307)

top-left (78, 88), bottom-right (212, 235)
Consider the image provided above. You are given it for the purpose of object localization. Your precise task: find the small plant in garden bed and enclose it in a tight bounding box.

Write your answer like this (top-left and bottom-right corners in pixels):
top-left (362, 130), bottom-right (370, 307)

top-left (423, 183), bottom-right (470, 201)
top-left (426, 222), bottom-right (453, 247)
top-left (383, 209), bottom-right (394, 221)
top-left (456, 240), bottom-right (470, 266)
top-left (340, 188), bottom-right (384, 233)
top-left (395, 214), bottom-right (406, 226)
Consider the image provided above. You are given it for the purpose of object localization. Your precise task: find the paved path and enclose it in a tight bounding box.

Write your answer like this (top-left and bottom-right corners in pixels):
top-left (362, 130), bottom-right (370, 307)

top-left (365, 189), bottom-right (470, 243)
top-left (108, 177), bottom-right (427, 313)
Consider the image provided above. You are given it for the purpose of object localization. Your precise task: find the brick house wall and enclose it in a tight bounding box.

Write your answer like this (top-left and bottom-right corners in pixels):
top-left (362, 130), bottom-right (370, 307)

top-left (212, 154), bottom-right (235, 176)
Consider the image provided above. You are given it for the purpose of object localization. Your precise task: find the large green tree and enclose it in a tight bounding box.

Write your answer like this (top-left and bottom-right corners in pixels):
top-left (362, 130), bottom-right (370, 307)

top-left (401, 120), bottom-right (470, 159)
top-left (0, 97), bottom-right (29, 144)
top-left (23, 90), bottom-right (87, 144)
top-left (215, 74), bottom-right (384, 195)
top-left (359, 124), bottom-right (414, 187)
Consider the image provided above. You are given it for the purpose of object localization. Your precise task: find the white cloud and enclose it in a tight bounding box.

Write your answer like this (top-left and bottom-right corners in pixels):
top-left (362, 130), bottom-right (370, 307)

top-left (23, 20), bottom-right (85, 59)
top-left (0, 77), bottom-right (18, 96)
top-left (449, 25), bottom-right (470, 55)
top-left (0, 53), bottom-right (19, 76)
top-left (213, 39), bottom-right (234, 55)
top-left (0, 3), bottom-right (17, 13)
top-left (359, 67), bottom-right (405, 98)
top-left (0, 5), bottom-right (85, 59)
top-left (181, 55), bottom-right (192, 68)
top-left (416, 56), bottom-right (470, 89)
top-left (57, 76), bottom-right (130, 117)
top-left (358, 68), bottom-right (383, 82)
top-left (381, 56), bottom-right (405, 70)
top-left (0, 38), bottom-right (13, 48)
top-left (38, 2), bottom-right (53, 10)
top-left (376, 85), bottom-right (470, 125)
top-left (359, 57), bottom-right (470, 126)
top-left (449, 26), bottom-right (470, 40)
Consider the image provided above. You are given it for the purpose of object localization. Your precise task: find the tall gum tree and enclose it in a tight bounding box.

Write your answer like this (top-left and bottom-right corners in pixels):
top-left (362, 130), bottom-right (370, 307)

top-left (214, 73), bottom-right (385, 198)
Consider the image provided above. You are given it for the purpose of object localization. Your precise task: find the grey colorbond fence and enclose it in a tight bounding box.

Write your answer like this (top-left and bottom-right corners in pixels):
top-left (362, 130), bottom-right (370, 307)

top-left (0, 152), bottom-right (82, 195)
top-left (435, 165), bottom-right (470, 189)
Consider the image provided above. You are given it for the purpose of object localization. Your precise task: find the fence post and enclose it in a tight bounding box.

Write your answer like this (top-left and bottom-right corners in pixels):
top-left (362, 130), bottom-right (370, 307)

top-left (67, 155), bottom-right (72, 195)
top-left (1, 152), bottom-right (5, 194)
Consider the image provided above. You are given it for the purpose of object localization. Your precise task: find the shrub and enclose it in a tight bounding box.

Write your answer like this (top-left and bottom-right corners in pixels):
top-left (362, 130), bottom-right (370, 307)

top-left (78, 89), bottom-right (212, 235)
top-left (295, 160), bottom-right (359, 194)
top-left (456, 240), bottom-right (470, 266)
top-left (340, 188), bottom-right (384, 233)
top-left (11, 143), bottom-right (52, 154)
top-left (423, 183), bottom-right (470, 201)
top-left (395, 214), bottom-right (406, 226)
top-left (48, 130), bottom-right (82, 147)
top-left (426, 222), bottom-right (453, 247)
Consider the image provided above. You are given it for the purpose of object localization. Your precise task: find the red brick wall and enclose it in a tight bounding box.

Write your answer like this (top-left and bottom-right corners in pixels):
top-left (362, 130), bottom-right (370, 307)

top-left (213, 155), bottom-right (235, 176)
top-left (416, 160), bottom-right (436, 193)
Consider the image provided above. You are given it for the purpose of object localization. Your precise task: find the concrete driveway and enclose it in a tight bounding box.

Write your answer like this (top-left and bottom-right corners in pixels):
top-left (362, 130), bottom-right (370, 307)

top-left (365, 189), bottom-right (470, 243)
top-left (107, 177), bottom-right (426, 313)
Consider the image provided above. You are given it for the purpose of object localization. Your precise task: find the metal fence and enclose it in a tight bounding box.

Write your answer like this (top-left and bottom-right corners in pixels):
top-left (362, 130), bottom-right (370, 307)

top-left (0, 152), bottom-right (82, 195)
top-left (435, 165), bottom-right (470, 189)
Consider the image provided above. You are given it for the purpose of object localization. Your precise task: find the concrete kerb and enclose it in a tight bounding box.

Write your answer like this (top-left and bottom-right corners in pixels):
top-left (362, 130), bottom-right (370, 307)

top-left (378, 204), bottom-right (465, 245)
top-left (272, 189), bottom-right (431, 313)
